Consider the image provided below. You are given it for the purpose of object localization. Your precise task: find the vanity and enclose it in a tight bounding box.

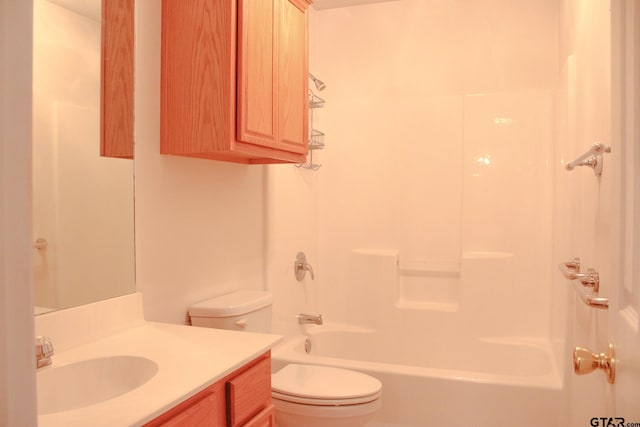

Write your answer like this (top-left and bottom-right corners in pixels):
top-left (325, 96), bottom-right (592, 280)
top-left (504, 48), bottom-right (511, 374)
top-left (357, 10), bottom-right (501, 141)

top-left (35, 294), bottom-right (281, 427)
top-left (144, 352), bottom-right (273, 427)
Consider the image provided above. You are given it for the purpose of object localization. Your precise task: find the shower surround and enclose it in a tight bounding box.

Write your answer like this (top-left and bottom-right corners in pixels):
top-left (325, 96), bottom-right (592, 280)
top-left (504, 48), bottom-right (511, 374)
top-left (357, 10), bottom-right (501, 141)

top-left (266, 0), bottom-right (561, 425)
top-left (317, 90), bottom-right (554, 339)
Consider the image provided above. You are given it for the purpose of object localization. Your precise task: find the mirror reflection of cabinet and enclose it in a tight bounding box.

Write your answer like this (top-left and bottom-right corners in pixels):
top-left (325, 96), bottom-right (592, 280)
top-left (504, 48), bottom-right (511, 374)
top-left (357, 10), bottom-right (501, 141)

top-left (101, 0), bottom-right (134, 159)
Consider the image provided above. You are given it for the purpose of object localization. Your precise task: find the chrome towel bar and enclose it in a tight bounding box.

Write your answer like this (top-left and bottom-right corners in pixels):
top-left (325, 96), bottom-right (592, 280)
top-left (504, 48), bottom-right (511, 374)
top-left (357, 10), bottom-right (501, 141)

top-left (565, 143), bottom-right (611, 176)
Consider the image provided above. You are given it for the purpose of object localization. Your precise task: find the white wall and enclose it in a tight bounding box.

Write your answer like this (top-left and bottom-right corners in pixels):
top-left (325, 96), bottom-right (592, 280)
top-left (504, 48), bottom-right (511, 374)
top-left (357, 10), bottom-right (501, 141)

top-left (267, 0), bottom-right (559, 341)
top-left (0, 0), bottom-right (37, 424)
top-left (134, 0), bottom-right (266, 325)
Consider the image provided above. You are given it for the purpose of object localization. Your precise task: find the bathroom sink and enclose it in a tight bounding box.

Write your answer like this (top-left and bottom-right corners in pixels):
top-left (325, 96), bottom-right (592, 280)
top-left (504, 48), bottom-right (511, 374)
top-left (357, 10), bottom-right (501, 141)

top-left (37, 355), bottom-right (159, 415)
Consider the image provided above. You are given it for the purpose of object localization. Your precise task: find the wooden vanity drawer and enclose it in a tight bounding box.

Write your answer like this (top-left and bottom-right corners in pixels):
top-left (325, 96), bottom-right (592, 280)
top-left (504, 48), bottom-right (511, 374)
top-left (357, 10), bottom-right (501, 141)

top-left (156, 392), bottom-right (217, 427)
top-left (243, 405), bottom-right (276, 427)
top-left (226, 355), bottom-right (272, 427)
top-left (144, 382), bottom-right (225, 427)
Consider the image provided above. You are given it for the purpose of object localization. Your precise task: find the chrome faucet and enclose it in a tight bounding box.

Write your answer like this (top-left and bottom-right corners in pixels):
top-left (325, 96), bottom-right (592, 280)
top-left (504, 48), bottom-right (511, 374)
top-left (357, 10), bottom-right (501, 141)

top-left (298, 313), bottom-right (323, 325)
top-left (35, 336), bottom-right (54, 368)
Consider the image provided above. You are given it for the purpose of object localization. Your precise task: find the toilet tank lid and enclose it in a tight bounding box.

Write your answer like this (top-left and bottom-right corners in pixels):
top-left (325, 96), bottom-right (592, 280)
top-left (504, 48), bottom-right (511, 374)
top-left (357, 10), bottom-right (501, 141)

top-left (188, 290), bottom-right (273, 318)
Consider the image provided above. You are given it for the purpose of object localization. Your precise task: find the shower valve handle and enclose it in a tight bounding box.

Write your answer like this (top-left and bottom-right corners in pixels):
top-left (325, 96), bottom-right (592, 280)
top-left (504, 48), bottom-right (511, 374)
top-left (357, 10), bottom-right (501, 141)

top-left (294, 252), bottom-right (315, 281)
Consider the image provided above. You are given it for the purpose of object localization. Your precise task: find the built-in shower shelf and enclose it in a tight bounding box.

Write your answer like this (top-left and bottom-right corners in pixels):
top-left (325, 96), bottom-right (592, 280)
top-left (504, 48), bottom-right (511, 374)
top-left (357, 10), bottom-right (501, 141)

top-left (398, 260), bottom-right (461, 275)
top-left (396, 258), bottom-right (461, 312)
top-left (396, 299), bottom-right (459, 313)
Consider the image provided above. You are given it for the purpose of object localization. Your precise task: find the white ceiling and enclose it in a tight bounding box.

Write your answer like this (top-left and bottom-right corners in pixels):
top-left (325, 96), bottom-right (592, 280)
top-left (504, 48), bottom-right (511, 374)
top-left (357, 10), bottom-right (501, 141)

top-left (312, 0), bottom-right (400, 10)
top-left (45, 0), bottom-right (101, 22)
top-left (45, 0), bottom-right (397, 19)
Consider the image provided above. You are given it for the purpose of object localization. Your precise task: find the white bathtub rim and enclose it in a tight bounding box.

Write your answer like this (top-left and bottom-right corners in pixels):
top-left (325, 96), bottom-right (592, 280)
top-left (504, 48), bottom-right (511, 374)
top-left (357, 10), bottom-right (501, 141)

top-left (296, 322), bottom-right (376, 334)
top-left (272, 333), bottom-right (562, 390)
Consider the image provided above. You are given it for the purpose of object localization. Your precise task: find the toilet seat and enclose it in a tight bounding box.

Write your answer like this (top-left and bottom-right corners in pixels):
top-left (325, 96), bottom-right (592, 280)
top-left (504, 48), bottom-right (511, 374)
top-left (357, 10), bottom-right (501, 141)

top-left (271, 364), bottom-right (382, 406)
top-left (272, 390), bottom-right (380, 406)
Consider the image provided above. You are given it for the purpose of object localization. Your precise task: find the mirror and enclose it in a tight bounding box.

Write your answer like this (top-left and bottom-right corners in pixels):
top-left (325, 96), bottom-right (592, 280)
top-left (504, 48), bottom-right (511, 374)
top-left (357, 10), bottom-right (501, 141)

top-left (32, 0), bottom-right (135, 315)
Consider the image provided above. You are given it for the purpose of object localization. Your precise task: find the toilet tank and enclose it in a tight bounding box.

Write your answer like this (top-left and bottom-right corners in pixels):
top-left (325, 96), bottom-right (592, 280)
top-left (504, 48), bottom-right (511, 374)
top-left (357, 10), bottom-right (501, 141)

top-left (188, 290), bottom-right (273, 333)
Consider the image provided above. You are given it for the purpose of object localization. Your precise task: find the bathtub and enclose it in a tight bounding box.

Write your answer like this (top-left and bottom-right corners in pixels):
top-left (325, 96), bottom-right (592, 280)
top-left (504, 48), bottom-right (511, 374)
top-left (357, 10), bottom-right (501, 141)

top-left (271, 324), bottom-right (563, 427)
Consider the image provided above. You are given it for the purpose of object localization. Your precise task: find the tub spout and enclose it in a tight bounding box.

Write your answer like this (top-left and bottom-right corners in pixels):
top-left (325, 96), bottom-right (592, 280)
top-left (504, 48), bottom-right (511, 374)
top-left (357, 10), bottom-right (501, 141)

top-left (298, 313), bottom-right (323, 325)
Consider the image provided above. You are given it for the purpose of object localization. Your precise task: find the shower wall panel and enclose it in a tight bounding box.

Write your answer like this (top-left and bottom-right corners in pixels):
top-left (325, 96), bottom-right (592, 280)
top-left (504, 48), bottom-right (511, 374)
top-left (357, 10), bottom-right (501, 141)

top-left (461, 90), bottom-right (554, 337)
top-left (267, 0), bottom-right (559, 342)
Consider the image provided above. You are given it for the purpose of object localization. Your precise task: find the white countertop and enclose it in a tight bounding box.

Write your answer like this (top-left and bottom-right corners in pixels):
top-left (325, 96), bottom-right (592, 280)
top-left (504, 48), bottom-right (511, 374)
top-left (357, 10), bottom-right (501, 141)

top-left (37, 321), bottom-right (282, 427)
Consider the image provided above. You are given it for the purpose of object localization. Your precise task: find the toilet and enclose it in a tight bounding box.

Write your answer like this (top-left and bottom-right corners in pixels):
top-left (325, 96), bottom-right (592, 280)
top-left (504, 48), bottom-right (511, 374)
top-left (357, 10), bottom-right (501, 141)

top-left (188, 290), bottom-right (273, 333)
top-left (271, 363), bottom-right (381, 427)
top-left (188, 290), bottom-right (382, 427)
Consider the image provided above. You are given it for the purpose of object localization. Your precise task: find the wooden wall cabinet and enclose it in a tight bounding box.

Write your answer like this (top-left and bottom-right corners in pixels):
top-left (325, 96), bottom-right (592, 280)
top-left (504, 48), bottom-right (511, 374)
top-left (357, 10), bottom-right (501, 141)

top-left (144, 352), bottom-right (273, 427)
top-left (161, 0), bottom-right (313, 164)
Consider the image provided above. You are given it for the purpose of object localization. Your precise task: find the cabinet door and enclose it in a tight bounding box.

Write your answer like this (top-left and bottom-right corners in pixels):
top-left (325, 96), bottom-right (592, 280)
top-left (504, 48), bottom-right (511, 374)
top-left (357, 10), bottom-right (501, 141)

top-left (237, 0), bottom-right (278, 148)
top-left (277, 0), bottom-right (308, 154)
top-left (161, 0), bottom-right (234, 155)
top-left (226, 356), bottom-right (272, 427)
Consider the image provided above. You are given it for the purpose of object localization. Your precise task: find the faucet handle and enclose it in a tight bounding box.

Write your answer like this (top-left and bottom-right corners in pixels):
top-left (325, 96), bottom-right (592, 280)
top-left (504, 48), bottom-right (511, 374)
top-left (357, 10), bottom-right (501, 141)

top-left (304, 263), bottom-right (315, 280)
top-left (36, 336), bottom-right (54, 368)
top-left (294, 252), bottom-right (315, 281)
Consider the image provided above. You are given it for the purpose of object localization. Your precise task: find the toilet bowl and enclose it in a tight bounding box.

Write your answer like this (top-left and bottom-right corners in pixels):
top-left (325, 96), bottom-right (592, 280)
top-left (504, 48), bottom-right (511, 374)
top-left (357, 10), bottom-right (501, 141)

top-left (271, 363), bottom-right (382, 427)
top-left (188, 290), bottom-right (382, 427)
